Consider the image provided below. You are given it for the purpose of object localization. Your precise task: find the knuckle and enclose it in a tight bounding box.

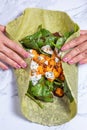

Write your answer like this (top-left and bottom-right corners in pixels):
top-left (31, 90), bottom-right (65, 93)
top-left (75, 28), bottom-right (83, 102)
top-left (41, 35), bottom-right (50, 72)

top-left (0, 44), bottom-right (4, 52)
top-left (9, 51), bottom-right (15, 57)
top-left (6, 59), bottom-right (17, 68)
top-left (72, 37), bottom-right (80, 45)
top-left (68, 42), bottom-right (72, 48)
top-left (18, 46), bottom-right (25, 54)
top-left (12, 62), bottom-right (18, 68)
top-left (14, 56), bottom-right (23, 64)
top-left (13, 42), bottom-right (20, 49)
top-left (74, 47), bottom-right (81, 53)
top-left (12, 42), bottom-right (19, 50)
top-left (0, 52), bottom-right (5, 60)
top-left (73, 38), bottom-right (78, 43)
top-left (81, 52), bottom-right (87, 58)
top-left (4, 37), bottom-right (10, 44)
top-left (17, 58), bottom-right (23, 63)
top-left (13, 44), bottom-right (25, 55)
top-left (67, 52), bottom-right (74, 58)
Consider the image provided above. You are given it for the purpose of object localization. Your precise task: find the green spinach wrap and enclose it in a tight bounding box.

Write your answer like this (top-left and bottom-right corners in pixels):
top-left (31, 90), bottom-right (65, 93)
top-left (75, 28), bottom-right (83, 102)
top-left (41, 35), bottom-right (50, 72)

top-left (6, 8), bottom-right (80, 126)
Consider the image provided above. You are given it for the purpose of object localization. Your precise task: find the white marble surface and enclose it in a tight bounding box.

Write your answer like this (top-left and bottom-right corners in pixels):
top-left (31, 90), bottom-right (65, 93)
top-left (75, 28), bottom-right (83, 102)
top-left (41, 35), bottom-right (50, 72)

top-left (0, 0), bottom-right (87, 130)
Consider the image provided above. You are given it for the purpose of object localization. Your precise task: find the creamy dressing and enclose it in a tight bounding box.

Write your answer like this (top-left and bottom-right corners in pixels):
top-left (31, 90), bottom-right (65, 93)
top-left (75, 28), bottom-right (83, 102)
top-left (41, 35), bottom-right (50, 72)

top-left (45, 72), bottom-right (54, 79)
top-left (38, 56), bottom-right (44, 61)
top-left (41, 45), bottom-right (53, 55)
top-left (44, 60), bottom-right (48, 65)
top-left (55, 57), bottom-right (59, 63)
top-left (58, 51), bottom-right (62, 57)
top-left (28, 49), bottom-right (34, 58)
top-left (30, 74), bottom-right (42, 85)
top-left (30, 60), bottom-right (39, 70)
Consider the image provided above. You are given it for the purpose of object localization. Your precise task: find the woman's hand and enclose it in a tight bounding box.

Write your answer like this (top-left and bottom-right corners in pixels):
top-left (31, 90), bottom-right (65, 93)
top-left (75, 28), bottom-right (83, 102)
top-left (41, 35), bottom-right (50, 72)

top-left (0, 25), bottom-right (29, 70)
top-left (61, 30), bottom-right (87, 64)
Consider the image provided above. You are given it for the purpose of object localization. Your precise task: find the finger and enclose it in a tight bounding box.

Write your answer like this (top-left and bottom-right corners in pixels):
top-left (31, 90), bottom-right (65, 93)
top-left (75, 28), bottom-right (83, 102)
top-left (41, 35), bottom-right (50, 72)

top-left (0, 46), bottom-right (27, 68)
top-left (0, 32), bottom-right (28, 58)
top-left (0, 25), bottom-right (5, 32)
top-left (0, 52), bottom-right (22, 69)
top-left (80, 30), bottom-right (87, 35)
top-left (61, 34), bottom-right (87, 51)
top-left (3, 36), bottom-right (29, 58)
top-left (0, 61), bottom-right (8, 70)
top-left (79, 58), bottom-right (87, 64)
top-left (62, 41), bottom-right (87, 62)
top-left (67, 51), bottom-right (87, 64)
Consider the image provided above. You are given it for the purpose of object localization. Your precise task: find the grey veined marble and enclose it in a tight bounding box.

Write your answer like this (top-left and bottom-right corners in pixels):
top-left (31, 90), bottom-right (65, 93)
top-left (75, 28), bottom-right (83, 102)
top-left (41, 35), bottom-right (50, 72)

top-left (0, 0), bottom-right (87, 130)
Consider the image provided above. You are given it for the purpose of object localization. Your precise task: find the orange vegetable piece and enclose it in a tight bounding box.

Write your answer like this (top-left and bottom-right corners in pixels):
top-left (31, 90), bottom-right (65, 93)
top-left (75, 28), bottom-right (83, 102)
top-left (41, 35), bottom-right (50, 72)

top-left (53, 68), bottom-right (60, 78)
top-left (47, 78), bottom-right (54, 82)
top-left (45, 55), bottom-right (50, 61)
top-left (59, 74), bottom-right (65, 81)
top-left (55, 88), bottom-right (64, 97)
top-left (37, 65), bottom-right (44, 75)
top-left (31, 49), bottom-right (39, 61)
top-left (37, 54), bottom-right (45, 64)
top-left (31, 49), bottom-right (38, 55)
top-left (57, 67), bottom-right (62, 74)
top-left (56, 61), bottom-right (62, 67)
top-left (39, 54), bottom-right (46, 59)
top-left (44, 66), bottom-right (53, 72)
top-left (49, 59), bottom-right (55, 67)
top-left (51, 53), bottom-right (56, 60)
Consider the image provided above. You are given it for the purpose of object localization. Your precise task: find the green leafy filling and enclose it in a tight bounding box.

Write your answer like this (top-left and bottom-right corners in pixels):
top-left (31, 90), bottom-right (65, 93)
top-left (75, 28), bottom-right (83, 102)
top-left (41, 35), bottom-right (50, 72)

top-left (19, 25), bottom-right (74, 107)
top-left (27, 77), bottom-right (54, 103)
top-left (26, 76), bottom-right (74, 108)
top-left (20, 25), bottom-right (74, 52)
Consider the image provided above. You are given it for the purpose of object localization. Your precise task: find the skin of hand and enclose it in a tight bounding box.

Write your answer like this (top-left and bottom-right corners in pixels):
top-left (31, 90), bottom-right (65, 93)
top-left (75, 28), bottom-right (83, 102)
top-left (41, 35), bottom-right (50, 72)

top-left (0, 25), bottom-right (29, 70)
top-left (61, 30), bottom-right (87, 64)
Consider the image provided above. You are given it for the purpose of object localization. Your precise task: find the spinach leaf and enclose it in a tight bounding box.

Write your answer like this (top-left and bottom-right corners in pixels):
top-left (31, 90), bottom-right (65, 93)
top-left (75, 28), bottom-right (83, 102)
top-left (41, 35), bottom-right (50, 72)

top-left (27, 77), bottom-right (54, 102)
top-left (20, 26), bottom-right (58, 53)
top-left (20, 25), bottom-right (74, 53)
top-left (20, 26), bottom-right (52, 52)
top-left (55, 37), bottom-right (65, 50)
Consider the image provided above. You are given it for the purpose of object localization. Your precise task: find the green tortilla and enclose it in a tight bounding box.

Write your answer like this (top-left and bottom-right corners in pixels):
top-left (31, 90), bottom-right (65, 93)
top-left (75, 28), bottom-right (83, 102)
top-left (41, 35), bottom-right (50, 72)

top-left (6, 8), bottom-right (80, 126)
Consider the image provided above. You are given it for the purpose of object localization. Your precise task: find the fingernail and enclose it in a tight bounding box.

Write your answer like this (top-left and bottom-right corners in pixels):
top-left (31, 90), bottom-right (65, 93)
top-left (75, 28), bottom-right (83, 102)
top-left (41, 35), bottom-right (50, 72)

top-left (62, 57), bottom-right (69, 62)
top-left (3, 66), bottom-right (8, 70)
top-left (22, 63), bottom-right (27, 68)
top-left (68, 60), bottom-right (73, 64)
top-left (61, 46), bottom-right (67, 51)
top-left (16, 64), bottom-right (21, 69)
top-left (79, 62), bottom-right (84, 64)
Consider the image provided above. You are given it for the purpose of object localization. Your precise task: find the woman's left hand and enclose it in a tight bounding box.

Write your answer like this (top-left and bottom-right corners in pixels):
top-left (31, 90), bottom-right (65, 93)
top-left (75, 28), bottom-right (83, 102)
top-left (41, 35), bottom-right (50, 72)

top-left (61, 30), bottom-right (87, 64)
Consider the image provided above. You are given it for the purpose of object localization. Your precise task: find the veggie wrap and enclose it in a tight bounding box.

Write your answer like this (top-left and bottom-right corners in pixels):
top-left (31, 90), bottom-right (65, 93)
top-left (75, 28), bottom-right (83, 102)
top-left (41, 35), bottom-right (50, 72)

top-left (6, 8), bottom-right (80, 126)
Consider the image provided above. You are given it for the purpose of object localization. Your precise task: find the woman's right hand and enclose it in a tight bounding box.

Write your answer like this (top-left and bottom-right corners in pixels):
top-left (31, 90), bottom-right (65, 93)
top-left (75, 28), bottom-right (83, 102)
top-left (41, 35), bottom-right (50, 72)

top-left (0, 25), bottom-right (29, 70)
